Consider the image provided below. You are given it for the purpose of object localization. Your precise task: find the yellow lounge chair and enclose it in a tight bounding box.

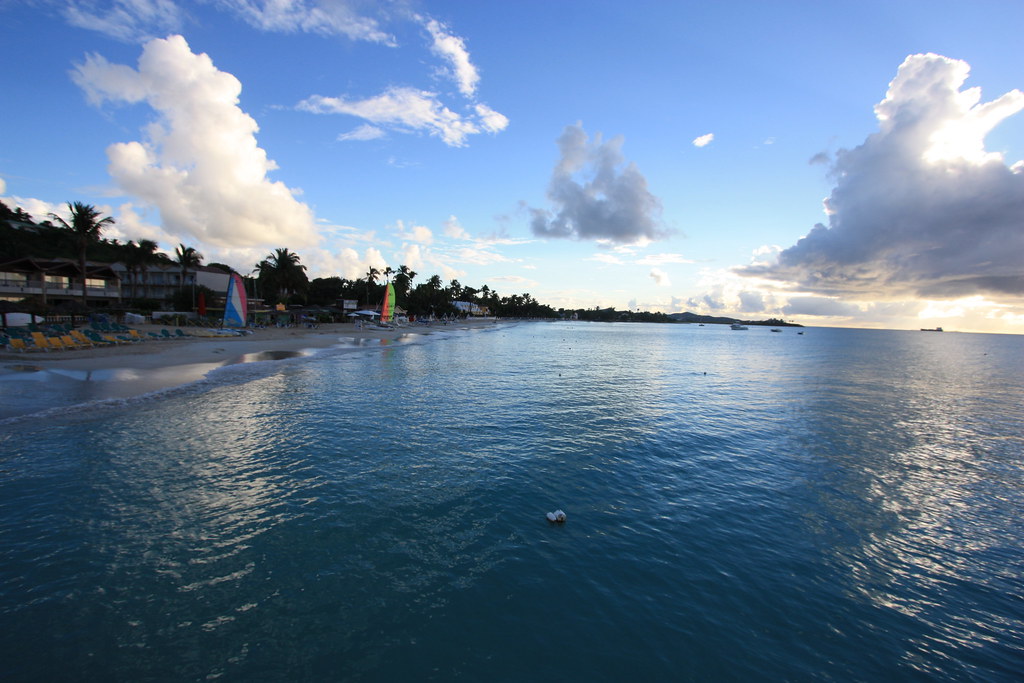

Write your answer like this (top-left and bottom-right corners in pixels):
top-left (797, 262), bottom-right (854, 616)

top-left (70, 330), bottom-right (95, 347)
top-left (30, 332), bottom-right (61, 352)
top-left (7, 338), bottom-right (31, 352)
top-left (60, 335), bottom-right (84, 350)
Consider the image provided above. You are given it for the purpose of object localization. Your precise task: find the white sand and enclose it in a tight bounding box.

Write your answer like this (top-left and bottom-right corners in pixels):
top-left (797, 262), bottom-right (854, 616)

top-left (0, 320), bottom-right (506, 401)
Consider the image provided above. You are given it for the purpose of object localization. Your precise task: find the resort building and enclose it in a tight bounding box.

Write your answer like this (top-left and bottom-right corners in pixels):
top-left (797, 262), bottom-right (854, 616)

top-left (0, 257), bottom-right (228, 309)
top-left (0, 257), bottom-right (122, 307)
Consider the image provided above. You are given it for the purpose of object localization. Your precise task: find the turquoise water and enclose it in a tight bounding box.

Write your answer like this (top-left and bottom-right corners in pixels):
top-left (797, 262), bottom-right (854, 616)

top-left (1, 322), bottom-right (1022, 680)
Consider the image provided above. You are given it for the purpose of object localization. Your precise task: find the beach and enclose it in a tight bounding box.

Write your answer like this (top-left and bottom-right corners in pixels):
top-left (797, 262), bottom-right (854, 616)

top-left (0, 319), bottom-right (504, 406)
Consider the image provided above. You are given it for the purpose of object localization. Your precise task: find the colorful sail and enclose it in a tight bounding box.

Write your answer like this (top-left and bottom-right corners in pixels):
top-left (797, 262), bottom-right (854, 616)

top-left (381, 283), bottom-right (395, 323)
top-left (223, 273), bottom-right (248, 327)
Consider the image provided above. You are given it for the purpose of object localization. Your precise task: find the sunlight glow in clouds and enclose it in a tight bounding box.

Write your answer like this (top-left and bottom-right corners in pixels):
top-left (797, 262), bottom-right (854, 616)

top-left (73, 35), bottom-right (319, 249)
top-left (739, 53), bottom-right (1024, 304)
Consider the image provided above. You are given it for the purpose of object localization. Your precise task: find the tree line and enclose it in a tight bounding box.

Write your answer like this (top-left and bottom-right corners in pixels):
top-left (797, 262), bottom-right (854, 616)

top-left (1, 200), bottom-right (558, 318)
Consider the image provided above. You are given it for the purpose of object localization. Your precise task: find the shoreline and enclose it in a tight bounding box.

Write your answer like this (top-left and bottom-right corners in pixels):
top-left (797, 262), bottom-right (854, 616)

top-left (0, 320), bottom-right (509, 414)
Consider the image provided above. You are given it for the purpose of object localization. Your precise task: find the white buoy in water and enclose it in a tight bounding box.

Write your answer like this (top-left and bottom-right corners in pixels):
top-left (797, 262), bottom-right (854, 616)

top-left (546, 509), bottom-right (567, 523)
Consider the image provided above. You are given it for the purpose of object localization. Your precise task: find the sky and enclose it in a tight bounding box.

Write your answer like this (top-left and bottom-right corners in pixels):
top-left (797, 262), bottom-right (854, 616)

top-left (2, 0), bottom-right (1023, 333)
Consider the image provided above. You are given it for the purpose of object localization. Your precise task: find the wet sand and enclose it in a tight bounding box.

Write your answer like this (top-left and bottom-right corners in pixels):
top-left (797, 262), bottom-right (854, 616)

top-left (0, 320), bottom-right (506, 404)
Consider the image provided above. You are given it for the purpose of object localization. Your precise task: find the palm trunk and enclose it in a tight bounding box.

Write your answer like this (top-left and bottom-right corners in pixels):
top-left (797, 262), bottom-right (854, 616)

top-left (80, 247), bottom-right (88, 306)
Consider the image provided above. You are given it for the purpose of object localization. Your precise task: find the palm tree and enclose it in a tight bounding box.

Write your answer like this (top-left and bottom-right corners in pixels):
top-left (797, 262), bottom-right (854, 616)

top-left (393, 264), bottom-right (416, 302)
top-left (174, 243), bottom-right (203, 309)
top-left (254, 248), bottom-right (308, 304)
top-left (135, 239), bottom-right (159, 300)
top-left (123, 239), bottom-right (159, 300)
top-left (49, 202), bottom-right (115, 305)
top-left (364, 266), bottom-right (380, 306)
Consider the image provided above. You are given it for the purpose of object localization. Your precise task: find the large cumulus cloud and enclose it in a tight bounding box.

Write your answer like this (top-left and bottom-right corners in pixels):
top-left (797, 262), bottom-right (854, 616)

top-left (72, 35), bottom-right (319, 249)
top-left (529, 123), bottom-right (667, 245)
top-left (739, 54), bottom-right (1024, 301)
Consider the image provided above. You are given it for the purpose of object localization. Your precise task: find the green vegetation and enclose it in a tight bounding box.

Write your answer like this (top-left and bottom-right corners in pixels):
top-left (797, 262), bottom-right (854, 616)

top-left (0, 199), bottom-right (563, 319)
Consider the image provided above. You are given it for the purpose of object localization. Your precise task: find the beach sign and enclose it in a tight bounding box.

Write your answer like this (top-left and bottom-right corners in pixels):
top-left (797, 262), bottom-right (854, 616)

top-left (223, 273), bottom-right (248, 327)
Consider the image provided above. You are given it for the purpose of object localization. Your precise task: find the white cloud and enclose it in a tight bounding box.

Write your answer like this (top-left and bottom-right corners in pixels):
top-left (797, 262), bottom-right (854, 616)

top-left (650, 268), bottom-right (671, 286)
top-left (637, 252), bottom-right (693, 266)
top-left (112, 202), bottom-right (168, 243)
top-left (72, 35), bottom-right (319, 249)
top-left (692, 133), bottom-right (714, 147)
top-left (739, 53), bottom-right (1024, 303)
top-left (400, 243), bottom-right (424, 271)
top-left (8, 195), bottom-right (69, 224)
top-left (62, 0), bottom-right (395, 44)
top-left (63, 0), bottom-right (185, 42)
top-left (298, 86), bottom-right (503, 147)
top-left (451, 245), bottom-right (511, 266)
top-left (394, 220), bottom-right (433, 244)
top-left (530, 123), bottom-right (667, 245)
top-left (423, 17), bottom-right (479, 97)
top-left (443, 215), bottom-right (470, 239)
top-left (588, 253), bottom-right (625, 265)
top-left (337, 124), bottom-right (385, 142)
top-left (220, 0), bottom-right (395, 44)
top-left (474, 103), bottom-right (509, 134)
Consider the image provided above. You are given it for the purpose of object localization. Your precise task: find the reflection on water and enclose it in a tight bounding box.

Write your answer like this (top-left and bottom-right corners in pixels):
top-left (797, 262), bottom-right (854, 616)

top-left (1, 324), bottom-right (1022, 680)
top-left (234, 349), bottom-right (308, 363)
top-left (787, 329), bottom-right (1024, 675)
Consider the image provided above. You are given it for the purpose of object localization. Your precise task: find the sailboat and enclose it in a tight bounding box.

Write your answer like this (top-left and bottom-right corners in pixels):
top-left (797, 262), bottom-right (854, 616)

top-left (223, 273), bottom-right (248, 327)
top-left (381, 282), bottom-right (395, 325)
top-left (193, 273), bottom-right (249, 337)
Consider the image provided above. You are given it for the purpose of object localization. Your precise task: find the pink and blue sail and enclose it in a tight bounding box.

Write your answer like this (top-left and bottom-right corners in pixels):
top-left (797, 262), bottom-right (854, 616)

top-left (223, 273), bottom-right (248, 327)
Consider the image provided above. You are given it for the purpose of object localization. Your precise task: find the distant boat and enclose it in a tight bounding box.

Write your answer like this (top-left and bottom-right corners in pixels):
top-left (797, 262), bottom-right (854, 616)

top-left (920, 327), bottom-right (944, 332)
top-left (730, 323), bottom-right (748, 330)
top-left (770, 328), bottom-right (781, 333)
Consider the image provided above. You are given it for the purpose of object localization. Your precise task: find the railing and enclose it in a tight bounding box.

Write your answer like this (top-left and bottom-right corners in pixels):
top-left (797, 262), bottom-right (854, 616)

top-left (0, 281), bottom-right (122, 299)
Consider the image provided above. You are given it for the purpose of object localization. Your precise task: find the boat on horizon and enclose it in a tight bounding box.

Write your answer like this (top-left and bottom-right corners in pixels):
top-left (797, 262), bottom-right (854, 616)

top-left (730, 323), bottom-right (748, 330)
top-left (920, 327), bottom-right (944, 332)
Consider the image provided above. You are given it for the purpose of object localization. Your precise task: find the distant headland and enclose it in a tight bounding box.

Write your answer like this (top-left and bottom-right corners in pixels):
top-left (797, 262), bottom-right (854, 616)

top-left (668, 312), bottom-right (804, 327)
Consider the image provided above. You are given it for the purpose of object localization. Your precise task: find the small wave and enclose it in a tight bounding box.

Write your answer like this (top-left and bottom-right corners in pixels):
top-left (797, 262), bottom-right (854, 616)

top-left (0, 336), bottom-right (425, 427)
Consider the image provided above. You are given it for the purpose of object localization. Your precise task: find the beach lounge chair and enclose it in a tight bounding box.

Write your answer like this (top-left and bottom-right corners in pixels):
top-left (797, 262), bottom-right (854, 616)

top-left (30, 332), bottom-right (61, 352)
top-left (174, 328), bottom-right (190, 338)
top-left (84, 330), bottom-right (117, 346)
top-left (60, 335), bottom-right (85, 350)
top-left (160, 328), bottom-right (173, 338)
top-left (6, 338), bottom-right (31, 352)
top-left (70, 330), bottom-right (95, 347)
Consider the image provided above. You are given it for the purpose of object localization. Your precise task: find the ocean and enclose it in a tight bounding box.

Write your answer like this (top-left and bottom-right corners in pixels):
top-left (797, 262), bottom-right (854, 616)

top-left (1, 322), bottom-right (1022, 681)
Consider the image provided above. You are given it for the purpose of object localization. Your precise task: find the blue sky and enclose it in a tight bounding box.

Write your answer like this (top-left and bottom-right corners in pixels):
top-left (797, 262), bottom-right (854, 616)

top-left (2, 0), bottom-right (1023, 332)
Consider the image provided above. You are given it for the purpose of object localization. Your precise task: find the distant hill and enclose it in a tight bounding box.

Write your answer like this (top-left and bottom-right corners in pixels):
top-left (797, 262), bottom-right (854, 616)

top-left (669, 312), bottom-right (803, 327)
top-left (669, 312), bottom-right (739, 325)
